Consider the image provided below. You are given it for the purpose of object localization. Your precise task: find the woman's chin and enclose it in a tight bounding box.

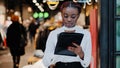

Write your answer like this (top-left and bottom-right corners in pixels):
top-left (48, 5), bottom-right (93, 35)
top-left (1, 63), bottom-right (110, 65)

top-left (65, 25), bottom-right (75, 28)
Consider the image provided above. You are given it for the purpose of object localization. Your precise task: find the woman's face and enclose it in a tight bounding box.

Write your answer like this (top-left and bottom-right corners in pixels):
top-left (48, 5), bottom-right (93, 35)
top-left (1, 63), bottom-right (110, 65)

top-left (61, 7), bottom-right (79, 28)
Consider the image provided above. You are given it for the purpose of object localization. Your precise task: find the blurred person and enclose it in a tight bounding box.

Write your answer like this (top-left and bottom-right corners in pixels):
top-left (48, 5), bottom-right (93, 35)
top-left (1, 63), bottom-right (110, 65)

top-left (4, 16), bottom-right (12, 33)
top-left (0, 31), bottom-right (2, 49)
top-left (6, 15), bottom-right (27, 68)
top-left (28, 18), bottom-right (39, 43)
top-left (0, 24), bottom-right (7, 49)
top-left (0, 24), bottom-right (3, 49)
top-left (22, 19), bottom-right (30, 30)
top-left (0, 28), bottom-right (7, 49)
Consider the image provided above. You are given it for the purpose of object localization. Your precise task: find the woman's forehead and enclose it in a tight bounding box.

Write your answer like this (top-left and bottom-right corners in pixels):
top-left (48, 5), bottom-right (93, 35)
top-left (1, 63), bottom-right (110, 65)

top-left (62, 7), bottom-right (79, 14)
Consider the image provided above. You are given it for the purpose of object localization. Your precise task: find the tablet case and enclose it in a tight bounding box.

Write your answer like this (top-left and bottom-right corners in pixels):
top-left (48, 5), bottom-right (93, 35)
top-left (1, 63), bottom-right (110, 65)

top-left (54, 32), bottom-right (84, 56)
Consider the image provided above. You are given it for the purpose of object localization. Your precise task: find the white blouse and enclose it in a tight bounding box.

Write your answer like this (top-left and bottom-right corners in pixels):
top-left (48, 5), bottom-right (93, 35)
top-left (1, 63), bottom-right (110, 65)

top-left (42, 25), bottom-right (92, 68)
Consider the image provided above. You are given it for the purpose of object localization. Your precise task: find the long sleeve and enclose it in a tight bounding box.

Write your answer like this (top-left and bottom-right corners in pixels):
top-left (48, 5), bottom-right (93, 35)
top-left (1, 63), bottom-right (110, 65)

top-left (42, 31), bottom-right (57, 67)
top-left (41, 26), bottom-right (92, 68)
top-left (79, 31), bottom-right (92, 67)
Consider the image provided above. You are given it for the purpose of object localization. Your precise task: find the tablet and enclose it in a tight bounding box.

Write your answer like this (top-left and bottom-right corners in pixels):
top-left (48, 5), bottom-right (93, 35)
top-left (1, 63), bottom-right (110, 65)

top-left (54, 32), bottom-right (84, 56)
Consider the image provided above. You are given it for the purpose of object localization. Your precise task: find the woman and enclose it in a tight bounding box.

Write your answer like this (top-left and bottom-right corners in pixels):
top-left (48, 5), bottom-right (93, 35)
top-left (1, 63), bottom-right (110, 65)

top-left (23, 1), bottom-right (91, 68)
top-left (41, 1), bottom-right (92, 68)
top-left (6, 15), bottom-right (27, 68)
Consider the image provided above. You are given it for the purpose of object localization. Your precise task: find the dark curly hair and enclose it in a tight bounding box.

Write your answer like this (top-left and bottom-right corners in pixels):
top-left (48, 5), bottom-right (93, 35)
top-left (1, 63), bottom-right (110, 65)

top-left (60, 1), bottom-right (82, 14)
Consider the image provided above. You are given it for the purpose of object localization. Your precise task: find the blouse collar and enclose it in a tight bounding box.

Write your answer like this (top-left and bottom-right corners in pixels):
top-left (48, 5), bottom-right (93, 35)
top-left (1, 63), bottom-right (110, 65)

top-left (62, 25), bottom-right (78, 30)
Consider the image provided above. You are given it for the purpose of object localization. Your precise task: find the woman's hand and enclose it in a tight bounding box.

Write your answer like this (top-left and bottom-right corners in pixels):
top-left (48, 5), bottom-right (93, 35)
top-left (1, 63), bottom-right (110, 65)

top-left (68, 42), bottom-right (84, 59)
top-left (49, 64), bottom-right (55, 68)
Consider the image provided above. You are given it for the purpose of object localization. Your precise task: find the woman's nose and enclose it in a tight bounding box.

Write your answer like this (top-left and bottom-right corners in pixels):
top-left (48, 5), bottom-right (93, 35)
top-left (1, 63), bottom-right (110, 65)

top-left (68, 17), bottom-right (72, 22)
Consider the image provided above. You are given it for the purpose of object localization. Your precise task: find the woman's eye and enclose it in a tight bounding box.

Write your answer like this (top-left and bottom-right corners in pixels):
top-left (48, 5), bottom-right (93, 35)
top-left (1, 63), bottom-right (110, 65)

top-left (71, 15), bottom-right (77, 18)
top-left (64, 15), bottom-right (68, 18)
top-left (71, 16), bottom-right (76, 18)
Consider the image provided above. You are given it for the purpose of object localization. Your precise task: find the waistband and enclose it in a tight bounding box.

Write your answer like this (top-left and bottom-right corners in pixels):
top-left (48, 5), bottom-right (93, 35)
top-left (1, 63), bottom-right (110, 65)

top-left (54, 62), bottom-right (83, 68)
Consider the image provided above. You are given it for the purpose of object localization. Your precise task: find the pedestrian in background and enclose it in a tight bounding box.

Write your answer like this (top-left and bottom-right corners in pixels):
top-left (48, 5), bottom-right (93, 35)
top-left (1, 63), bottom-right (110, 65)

top-left (28, 18), bottom-right (39, 43)
top-left (6, 15), bottom-right (27, 68)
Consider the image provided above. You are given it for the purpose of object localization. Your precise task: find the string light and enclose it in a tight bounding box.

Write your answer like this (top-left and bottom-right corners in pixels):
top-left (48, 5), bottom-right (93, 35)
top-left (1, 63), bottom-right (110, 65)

top-left (32, 0), bottom-right (37, 3)
top-left (32, 0), bottom-right (44, 12)
top-left (33, 12), bottom-right (38, 18)
top-left (33, 12), bottom-right (49, 18)
top-left (39, 12), bottom-right (43, 18)
top-left (43, 0), bottom-right (47, 3)
top-left (44, 12), bottom-right (49, 18)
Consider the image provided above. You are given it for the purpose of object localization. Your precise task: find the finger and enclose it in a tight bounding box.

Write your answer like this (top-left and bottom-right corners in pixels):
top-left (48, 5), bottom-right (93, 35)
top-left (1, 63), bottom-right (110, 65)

top-left (72, 42), bottom-right (79, 47)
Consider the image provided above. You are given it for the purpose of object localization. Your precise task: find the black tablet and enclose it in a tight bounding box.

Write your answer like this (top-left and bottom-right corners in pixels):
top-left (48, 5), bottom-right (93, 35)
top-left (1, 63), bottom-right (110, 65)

top-left (54, 32), bottom-right (84, 56)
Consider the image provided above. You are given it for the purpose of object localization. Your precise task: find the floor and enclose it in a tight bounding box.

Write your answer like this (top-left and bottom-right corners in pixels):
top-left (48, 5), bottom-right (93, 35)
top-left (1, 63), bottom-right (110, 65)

top-left (0, 41), bottom-right (35, 68)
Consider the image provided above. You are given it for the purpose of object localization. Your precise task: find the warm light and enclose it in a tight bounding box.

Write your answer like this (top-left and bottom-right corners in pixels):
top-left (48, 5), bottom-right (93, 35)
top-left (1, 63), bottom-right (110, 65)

top-left (83, 3), bottom-right (86, 9)
top-left (32, 0), bottom-right (37, 3)
top-left (14, 11), bottom-right (20, 16)
top-left (95, 0), bottom-right (98, 2)
top-left (27, 7), bottom-right (32, 12)
top-left (48, 26), bottom-right (56, 30)
top-left (35, 3), bottom-right (39, 6)
top-left (73, 0), bottom-right (78, 2)
top-left (38, 5), bottom-right (44, 12)
top-left (43, 0), bottom-right (46, 3)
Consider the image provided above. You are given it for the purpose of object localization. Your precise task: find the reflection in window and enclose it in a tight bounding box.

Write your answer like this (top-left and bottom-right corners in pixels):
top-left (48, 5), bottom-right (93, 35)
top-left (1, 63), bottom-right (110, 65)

top-left (116, 21), bottom-right (120, 51)
top-left (116, 56), bottom-right (120, 68)
top-left (116, 0), bottom-right (120, 15)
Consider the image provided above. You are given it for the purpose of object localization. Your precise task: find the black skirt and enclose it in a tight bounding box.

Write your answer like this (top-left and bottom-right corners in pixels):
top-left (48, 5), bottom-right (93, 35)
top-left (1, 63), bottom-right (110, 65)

top-left (53, 62), bottom-right (84, 68)
top-left (9, 47), bottom-right (25, 56)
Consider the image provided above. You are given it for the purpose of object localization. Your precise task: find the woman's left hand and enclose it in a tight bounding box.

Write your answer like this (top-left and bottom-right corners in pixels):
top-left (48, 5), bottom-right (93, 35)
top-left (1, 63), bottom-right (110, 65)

top-left (68, 42), bottom-right (84, 59)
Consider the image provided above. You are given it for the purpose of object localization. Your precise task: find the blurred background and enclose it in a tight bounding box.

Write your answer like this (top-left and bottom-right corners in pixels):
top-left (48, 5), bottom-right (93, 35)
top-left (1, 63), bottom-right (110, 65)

top-left (1, 0), bottom-right (120, 68)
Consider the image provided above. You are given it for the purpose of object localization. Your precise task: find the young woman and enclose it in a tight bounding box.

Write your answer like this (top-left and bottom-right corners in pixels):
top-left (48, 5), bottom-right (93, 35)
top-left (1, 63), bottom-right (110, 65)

top-left (41, 1), bottom-right (92, 68)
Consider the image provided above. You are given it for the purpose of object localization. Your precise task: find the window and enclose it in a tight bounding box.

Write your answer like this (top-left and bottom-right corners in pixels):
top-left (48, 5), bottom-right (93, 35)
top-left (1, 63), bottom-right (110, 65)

top-left (116, 0), bottom-right (120, 15)
top-left (116, 21), bottom-right (120, 51)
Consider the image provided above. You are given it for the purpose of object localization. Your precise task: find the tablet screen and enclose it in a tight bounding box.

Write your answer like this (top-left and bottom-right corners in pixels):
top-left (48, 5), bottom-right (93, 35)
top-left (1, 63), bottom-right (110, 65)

top-left (54, 32), bottom-right (84, 56)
